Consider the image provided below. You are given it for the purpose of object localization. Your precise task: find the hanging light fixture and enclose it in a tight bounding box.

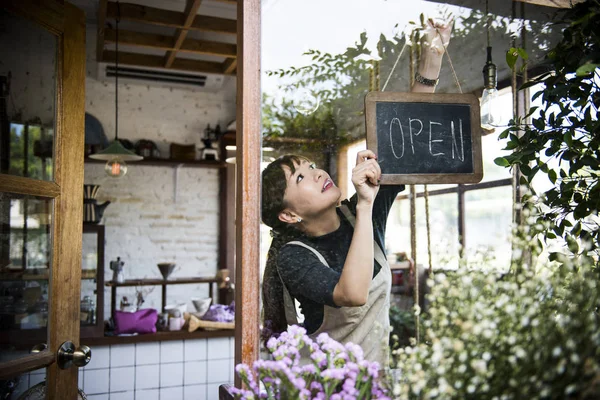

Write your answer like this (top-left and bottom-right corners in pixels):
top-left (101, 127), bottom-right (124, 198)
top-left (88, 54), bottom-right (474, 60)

top-left (480, 0), bottom-right (501, 132)
top-left (89, 1), bottom-right (142, 177)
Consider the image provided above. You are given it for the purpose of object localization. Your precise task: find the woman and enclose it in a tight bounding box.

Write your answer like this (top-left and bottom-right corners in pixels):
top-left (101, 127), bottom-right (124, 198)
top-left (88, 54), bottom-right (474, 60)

top-left (261, 19), bottom-right (452, 367)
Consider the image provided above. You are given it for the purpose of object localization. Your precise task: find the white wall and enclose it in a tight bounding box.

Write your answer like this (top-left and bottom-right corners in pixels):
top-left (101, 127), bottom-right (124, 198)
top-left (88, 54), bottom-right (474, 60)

top-left (82, 25), bottom-right (236, 320)
top-left (9, 337), bottom-right (235, 400)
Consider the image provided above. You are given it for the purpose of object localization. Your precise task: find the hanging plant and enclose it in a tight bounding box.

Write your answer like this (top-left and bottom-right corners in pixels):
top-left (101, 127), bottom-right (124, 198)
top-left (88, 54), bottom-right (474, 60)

top-left (494, 0), bottom-right (600, 266)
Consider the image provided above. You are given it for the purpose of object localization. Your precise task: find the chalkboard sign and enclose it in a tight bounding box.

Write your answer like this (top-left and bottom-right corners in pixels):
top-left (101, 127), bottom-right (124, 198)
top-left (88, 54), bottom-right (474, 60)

top-left (365, 92), bottom-right (483, 185)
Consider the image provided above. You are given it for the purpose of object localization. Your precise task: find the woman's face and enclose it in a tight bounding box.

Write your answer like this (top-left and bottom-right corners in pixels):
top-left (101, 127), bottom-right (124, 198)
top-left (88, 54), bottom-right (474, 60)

top-left (280, 159), bottom-right (341, 221)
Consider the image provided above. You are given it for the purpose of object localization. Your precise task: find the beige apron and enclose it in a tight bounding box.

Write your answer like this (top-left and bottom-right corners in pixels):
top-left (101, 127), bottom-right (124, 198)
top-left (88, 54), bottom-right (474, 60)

top-left (279, 205), bottom-right (392, 367)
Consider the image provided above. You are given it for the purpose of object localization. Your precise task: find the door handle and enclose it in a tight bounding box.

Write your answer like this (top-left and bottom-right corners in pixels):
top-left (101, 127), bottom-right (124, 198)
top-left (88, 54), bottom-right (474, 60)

top-left (57, 341), bottom-right (92, 369)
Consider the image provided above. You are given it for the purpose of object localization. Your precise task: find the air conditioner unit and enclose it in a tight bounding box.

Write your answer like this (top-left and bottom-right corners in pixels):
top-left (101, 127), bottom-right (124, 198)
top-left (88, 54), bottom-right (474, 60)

top-left (97, 63), bottom-right (226, 92)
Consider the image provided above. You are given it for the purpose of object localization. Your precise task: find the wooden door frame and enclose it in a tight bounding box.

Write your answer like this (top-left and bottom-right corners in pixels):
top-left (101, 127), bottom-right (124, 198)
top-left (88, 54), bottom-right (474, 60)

top-left (234, 0), bottom-right (261, 386)
top-left (0, 2), bottom-right (85, 398)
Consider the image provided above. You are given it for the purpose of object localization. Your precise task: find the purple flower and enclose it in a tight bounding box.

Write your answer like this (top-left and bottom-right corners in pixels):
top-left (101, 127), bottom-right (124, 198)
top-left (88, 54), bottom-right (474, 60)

top-left (321, 368), bottom-right (346, 381)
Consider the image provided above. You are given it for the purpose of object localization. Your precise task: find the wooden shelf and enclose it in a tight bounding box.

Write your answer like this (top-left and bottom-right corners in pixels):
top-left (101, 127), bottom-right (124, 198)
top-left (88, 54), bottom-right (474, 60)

top-left (106, 277), bottom-right (220, 287)
top-left (85, 157), bottom-right (226, 169)
top-left (0, 269), bottom-right (96, 281)
top-left (82, 328), bottom-right (234, 346)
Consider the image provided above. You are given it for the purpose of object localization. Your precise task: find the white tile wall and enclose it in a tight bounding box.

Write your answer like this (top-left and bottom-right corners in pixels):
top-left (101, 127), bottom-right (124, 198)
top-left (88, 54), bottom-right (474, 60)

top-left (184, 384), bottom-right (208, 400)
top-left (87, 345), bottom-right (110, 369)
top-left (110, 366), bottom-right (135, 392)
top-left (160, 362), bottom-right (184, 388)
top-left (85, 368), bottom-right (110, 395)
top-left (136, 388), bottom-right (160, 400)
top-left (111, 344), bottom-right (136, 367)
top-left (136, 342), bottom-right (160, 365)
top-left (207, 337), bottom-right (230, 360)
top-left (135, 364), bottom-right (160, 390)
top-left (160, 386), bottom-right (184, 400)
top-left (110, 391), bottom-right (135, 400)
top-left (87, 394), bottom-right (109, 400)
top-left (184, 338), bottom-right (207, 361)
top-left (4, 337), bottom-right (232, 399)
top-left (160, 340), bottom-right (184, 364)
top-left (184, 361), bottom-right (207, 386)
top-left (207, 359), bottom-right (231, 384)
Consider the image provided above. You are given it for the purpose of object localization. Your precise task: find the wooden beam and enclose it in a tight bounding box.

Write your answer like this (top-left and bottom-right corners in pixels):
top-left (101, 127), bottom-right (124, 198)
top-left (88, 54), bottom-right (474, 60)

top-left (213, 0), bottom-right (237, 5)
top-left (514, 0), bottom-right (584, 7)
top-left (105, 28), bottom-right (236, 58)
top-left (96, 0), bottom-right (108, 62)
top-left (234, 0), bottom-right (261, 388)
top-left (103, 50), bottom-right (231, 75)
top-left (222, 57), bottom-right (237, 74)
top-left (107, 2), bottom-right (236, 35)
top-left (165, 0), bottom-right (204, 68)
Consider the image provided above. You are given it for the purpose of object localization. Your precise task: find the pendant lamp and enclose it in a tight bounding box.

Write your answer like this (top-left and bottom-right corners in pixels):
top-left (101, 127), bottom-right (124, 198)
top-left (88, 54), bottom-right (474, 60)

top-left (89, 1), bottom-right (142, 177)
top-left (480, 0), bottom-right (501, 132)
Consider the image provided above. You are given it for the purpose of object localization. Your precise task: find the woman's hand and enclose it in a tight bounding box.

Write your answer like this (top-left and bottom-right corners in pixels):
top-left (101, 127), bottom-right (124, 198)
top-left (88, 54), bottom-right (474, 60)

top-left (422, 18), bottom-right (453, 56)
top-left (352, 150), bottom-right (381, 206)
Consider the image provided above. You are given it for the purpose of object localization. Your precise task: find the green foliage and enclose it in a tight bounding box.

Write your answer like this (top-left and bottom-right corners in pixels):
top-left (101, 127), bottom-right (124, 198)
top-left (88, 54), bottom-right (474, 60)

top-left (389, 305), bottom-right (416, 350)
top-left (496, 0), bottom-right (600, 266)
top-left (393, 261), bottom-right (600, 399)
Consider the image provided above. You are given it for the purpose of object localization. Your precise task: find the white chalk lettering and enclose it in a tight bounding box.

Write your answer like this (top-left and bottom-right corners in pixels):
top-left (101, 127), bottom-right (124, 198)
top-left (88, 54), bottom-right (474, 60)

top-left (450, 119), bottom-right (465, 161)
top-left (408, 118), bottom-right (422, 155)
top-left (389, 117), bottom-right (405, 159)
top-left (428, 121), bottom-right (444, 157)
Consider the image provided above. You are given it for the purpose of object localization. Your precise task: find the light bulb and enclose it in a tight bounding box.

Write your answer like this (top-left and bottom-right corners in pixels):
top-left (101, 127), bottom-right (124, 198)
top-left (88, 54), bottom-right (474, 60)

top-left (480, 87), bottom-right (500, 130)
top-left (105, 158), bottom-right (128, 178)
top-left (481, 46), bottom-right (501, 131)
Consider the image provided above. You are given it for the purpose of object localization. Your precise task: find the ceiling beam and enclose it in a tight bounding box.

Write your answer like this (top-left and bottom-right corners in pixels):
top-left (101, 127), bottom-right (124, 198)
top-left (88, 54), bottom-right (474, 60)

top-left (96, 0), bottom-right (108, 62)
top-left (103, 50), bottom-right (234, 75)
top-left (106, 2), bottom-right (236, 35)
top-left (514, 0), bottom-right (584, 7)
top-left (222, 58), bottom-right (237, 74)
top-left (104, 28), bottom-right (236, 58)
top-left (165, 0), bottom-right (204, 68)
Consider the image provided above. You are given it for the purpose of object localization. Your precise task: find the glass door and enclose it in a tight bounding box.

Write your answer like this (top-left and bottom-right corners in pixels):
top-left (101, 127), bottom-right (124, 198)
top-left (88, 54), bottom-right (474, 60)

top-left (0, 1), bottom-right (87, 398)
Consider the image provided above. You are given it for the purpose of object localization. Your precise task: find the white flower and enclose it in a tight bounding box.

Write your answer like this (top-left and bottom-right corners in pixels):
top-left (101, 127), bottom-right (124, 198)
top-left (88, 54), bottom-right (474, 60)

top-left (467, 384), bottom-right (476, 393)
top-left (482, 352), bottom-right (491, 361)
top-left (552, 347), bottom-right (562, 357)
top-left (571, 354), bottom-right (581, 364)
top-left (515, 347), bottom-right (526, 359)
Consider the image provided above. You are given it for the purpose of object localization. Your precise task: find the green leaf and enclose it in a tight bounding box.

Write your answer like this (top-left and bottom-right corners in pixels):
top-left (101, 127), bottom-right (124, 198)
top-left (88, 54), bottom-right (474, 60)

top-left (506, 48), bottom-right (519, 70)
top-left (575, 63), bottom-right (599, 77)
top-left (572, 222), bottom-right (582, 236)
top-left (516, 48), bottom-right (528, 61)
top-left (494, 157), bottom-right (510, 167)
top-left (549, 169), bottom-right (557, 184)
top-left (566, 235), bottom-right (579, 254)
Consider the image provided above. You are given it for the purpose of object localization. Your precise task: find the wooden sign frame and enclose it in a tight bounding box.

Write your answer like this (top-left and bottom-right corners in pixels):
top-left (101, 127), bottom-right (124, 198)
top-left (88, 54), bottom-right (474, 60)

top-left (365, 92), bottom-right (483, 185)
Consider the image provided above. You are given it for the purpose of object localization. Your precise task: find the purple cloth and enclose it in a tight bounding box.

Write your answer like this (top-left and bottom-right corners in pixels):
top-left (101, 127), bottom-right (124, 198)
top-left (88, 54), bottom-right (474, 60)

top-left (114, 308), bottom-right (158, 334)
top-left (201, 302), bottom-right (235, 323)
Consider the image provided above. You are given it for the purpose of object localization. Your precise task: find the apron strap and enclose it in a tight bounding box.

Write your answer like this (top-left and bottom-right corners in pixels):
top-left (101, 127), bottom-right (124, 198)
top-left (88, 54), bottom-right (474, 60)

top-left (277, 240), bottom-right (332, 326)
top-left (339, 204), bottom-right (389, 270)
top-left (278, 205), bottom-right (389, 326)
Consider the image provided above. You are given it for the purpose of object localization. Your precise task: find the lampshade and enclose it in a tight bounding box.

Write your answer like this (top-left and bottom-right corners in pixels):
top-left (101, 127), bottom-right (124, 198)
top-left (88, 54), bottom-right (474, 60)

top-left (89, 140), bottom-right (143, 161)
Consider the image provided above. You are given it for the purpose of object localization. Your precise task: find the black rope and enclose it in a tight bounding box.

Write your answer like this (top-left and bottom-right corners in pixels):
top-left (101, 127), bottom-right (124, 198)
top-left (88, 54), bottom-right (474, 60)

top-left (486, 0), bottom-right (490, 48)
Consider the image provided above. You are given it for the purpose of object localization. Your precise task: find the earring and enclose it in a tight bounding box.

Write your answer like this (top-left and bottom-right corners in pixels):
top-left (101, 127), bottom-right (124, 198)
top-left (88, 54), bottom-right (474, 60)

top-left (297, 217), bottom-right (302, 223)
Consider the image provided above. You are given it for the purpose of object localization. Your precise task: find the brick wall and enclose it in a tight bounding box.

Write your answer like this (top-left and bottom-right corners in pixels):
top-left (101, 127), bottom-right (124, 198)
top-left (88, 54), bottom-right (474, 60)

top-left (82, 26), bottom-right (235, 321)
